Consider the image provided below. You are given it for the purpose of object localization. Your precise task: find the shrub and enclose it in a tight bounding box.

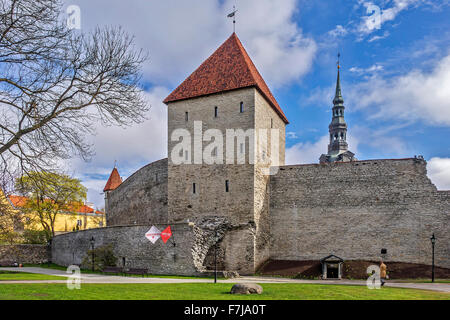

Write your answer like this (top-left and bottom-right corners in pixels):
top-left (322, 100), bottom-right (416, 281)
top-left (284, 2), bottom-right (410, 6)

top-left (81, 244), bottom-right (117, 271)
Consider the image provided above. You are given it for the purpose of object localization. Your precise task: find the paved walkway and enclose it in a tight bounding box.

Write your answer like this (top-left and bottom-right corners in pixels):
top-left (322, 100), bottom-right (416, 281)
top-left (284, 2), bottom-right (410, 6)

top-left (1, 267), bottom-right (449, 293)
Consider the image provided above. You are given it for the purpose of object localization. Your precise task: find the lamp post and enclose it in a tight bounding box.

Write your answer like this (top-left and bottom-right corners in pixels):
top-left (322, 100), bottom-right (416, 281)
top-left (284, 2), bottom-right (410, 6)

top-left (430, 233), bottom-right (436, 283)
top-left (90, 236), bottom-right (95, 272)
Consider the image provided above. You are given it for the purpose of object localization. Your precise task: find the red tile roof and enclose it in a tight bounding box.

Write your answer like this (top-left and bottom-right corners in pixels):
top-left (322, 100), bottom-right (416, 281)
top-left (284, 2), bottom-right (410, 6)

top-left (103, 167), bottom-right (122, 192)
top-left (163, 33), bottom-right (288, 124)
top-left (8, 195), bottom-right (27, 207)
top-left (8, 195), bottom-right (103, 215)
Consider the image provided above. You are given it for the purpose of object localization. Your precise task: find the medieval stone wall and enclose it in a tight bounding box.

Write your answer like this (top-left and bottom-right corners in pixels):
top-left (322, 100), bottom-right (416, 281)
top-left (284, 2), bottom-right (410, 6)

top-left (106, 158), bottom-right (168, 226)
top-left (166, 87), bottom-right (287, 274)
top-left (269, 158), bottom-right (450, 268)
top-left (0, 244), bottom-right (48, 265)
top-left (167, 88), bottom-right (257, 274)
top-left (253, 89), bottom-right (286, 270)
top-left (51, 224), bottom-right (198, 275)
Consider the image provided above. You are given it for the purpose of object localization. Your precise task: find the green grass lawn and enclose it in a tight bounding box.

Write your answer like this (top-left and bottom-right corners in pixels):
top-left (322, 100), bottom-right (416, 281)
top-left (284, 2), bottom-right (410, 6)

top-left (0, 283), bottom-right (448, 300)
top-left (23, 263), bottom-right (224, 280)
top-left (392, 279), bottom-right (450, 284)
top-left (0, 271), bottom-right (67, 281)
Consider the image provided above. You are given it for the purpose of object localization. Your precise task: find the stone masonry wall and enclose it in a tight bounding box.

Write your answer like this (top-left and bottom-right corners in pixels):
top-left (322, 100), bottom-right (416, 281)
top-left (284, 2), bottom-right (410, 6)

top-left (253, 89), bottom-right (286, 270)
top-left (269, 158), bottom-right (450, 268)
top-left (51, 224), bottom-right (198, 275)
top-left (0, 244), bottom-right (48, 264)
top-left (106, 158), bottom-right (168, 226)
top-left (167, 88), bottom-right (257, 274)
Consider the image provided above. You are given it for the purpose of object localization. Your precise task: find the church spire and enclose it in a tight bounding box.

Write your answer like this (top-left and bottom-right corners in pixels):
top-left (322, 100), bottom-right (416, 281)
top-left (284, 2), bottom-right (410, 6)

top-left (319, 54), bottom-right (356, 164)
top-left (333, 53), bottom-right (343, 105)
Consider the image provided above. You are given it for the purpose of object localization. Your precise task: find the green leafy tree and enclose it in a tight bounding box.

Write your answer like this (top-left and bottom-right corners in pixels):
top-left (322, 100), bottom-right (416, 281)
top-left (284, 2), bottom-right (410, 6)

top-left (16, 171), bottom-right (87, 237)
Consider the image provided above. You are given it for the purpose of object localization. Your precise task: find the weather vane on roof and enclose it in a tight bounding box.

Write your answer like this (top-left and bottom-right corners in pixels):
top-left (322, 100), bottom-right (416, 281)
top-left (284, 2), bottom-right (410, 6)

top-left (337, 52), bottom-right (341, 69)
top-left (227, 5), bottom-right (238, 33)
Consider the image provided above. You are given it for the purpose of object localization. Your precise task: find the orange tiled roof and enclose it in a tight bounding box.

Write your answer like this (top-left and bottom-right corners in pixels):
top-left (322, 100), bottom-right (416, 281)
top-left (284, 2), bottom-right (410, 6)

top-left (8, 195), bottom-right (102, 215)
top-left (163, 33), bottom-right (288, 124)
top-left (103, 167), bottom-right (122, 192)
top-left (76, 204), bottom-right (94, 214)
top-left (8, 195), bottom-right (28, 207)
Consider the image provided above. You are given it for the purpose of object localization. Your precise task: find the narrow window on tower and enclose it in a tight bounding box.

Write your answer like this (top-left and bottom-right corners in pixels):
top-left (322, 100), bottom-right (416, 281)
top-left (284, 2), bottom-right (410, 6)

top-left (240, 101), bottom-right (244, 113)
top-left (214, 106), bottom-right (218, 118)
top-left (271, 118), bottom-right (273, 128)
top-left (225, 180), bottom-right (229, 192)
top-left (185, 111), bottom-right (189, 121)
top-left (193, 183), bottom-right (196, 194)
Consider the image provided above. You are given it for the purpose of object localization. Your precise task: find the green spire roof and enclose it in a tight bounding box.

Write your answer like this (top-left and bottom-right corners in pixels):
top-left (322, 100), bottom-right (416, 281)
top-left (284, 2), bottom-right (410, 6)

top-left (333, 66), bottom-right (344, 105)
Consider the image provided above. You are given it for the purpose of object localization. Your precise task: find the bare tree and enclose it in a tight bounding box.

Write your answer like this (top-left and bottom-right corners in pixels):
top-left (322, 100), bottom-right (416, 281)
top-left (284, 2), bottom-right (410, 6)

top-left (0, 0), bottom-right (149, 176)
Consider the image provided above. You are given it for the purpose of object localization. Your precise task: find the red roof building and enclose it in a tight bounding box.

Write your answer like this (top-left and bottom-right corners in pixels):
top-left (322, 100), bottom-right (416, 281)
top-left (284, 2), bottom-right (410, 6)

top-left (8, 195), bottom-right (104, 215)
top-left (103, 167), bottom-right (123, 192)
top-left (163, 33), bottom-right (288, 124)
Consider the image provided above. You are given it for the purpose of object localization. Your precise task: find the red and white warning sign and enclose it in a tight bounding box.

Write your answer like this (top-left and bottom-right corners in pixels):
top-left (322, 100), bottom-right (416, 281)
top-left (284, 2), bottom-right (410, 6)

top-left (161, 226), bottom-right (172, 244)
top-left (145, 226), bottom-right (161, 244)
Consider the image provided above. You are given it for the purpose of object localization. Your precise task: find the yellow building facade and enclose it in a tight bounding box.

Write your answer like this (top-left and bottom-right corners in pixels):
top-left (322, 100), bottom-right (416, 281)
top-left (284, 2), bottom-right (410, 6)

top-left (7, 195), bottom-right (105, 235)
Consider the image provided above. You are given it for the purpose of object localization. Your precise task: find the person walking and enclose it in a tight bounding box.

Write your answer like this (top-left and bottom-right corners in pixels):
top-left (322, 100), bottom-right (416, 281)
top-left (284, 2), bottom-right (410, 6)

top-left (380, 260), bottom-right (387, 287)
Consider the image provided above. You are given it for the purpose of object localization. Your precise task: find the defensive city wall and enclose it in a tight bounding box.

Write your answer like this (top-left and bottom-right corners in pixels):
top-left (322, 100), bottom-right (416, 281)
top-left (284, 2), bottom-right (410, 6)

top-left (106, 158), bottom-right (168, 226)
top-left (52, 224), bottom-right (197, 275)
top-left (270, 158), bottom-right (450, 268)
top-left (52, 157), bottom-right (449, 274)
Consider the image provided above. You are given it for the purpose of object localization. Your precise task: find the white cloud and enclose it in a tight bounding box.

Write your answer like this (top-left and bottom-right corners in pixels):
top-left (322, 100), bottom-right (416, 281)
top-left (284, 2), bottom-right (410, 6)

top-left (70, 87), bottom-right (169, 208)
top-left (328, 25), bottom-right (348, 38)
top-left (349, 64), bottom-right (384, 74)
top-left (285, 134), bottom-right (360, 165)
top-left (345, 54), bottom-right (450, 126)
top-left (352, 124), bottom-right (410, 156)
top-left (67, 0), bottom-right (316, 88)
top-left (427, 157), bottom-right (450, 190)
top-left (367, 30), bottom-right (390, 42)
top-left (358, 0), bottom-right (421, 35)
top-left (286, 135), bottom-right (328, 165)
top-left (286, 131), bottom-right (299, 139)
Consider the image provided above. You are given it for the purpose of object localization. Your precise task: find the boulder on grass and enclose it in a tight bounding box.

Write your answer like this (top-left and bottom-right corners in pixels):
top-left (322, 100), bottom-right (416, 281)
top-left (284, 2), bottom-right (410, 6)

top-left (230, 283), bottom-right (263, 295)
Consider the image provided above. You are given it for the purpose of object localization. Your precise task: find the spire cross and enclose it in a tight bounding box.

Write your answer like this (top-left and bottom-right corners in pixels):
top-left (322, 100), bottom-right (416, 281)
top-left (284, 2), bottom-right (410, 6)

top-left (227, 6), bottom-right (238, 33)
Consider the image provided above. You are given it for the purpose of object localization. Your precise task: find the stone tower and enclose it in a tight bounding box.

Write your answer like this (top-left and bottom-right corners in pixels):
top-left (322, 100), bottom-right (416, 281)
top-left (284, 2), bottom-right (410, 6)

top-left (320, 61), bottom-right (356, 163)
top-left (163, 33), bottom-right (287, 274)
top-left (103, 167), bottom-right (122, 224)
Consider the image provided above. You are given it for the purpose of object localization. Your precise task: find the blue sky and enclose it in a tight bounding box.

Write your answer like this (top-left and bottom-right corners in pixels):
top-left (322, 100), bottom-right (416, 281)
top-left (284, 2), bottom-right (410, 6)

top-left (63, 0), bottom-right (450, 208)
